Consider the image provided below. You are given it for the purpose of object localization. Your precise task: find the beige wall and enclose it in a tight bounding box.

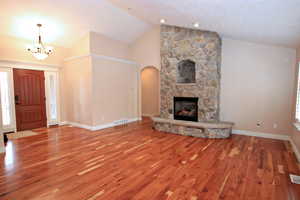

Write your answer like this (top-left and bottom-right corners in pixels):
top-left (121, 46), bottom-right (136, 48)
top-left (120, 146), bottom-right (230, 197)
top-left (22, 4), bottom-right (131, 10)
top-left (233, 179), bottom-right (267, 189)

top-left (60, 33), bottom-right (93, 125)
top-left (291, 47), bottom-right (300, 153)
top-left (61, 57), bottom-right (93, 125)
top-left (0, 34), bottom-right (68, 66)
top-left (130, 26), bottom-right (161, 118)
top-left (90, 32), bottom-right (139, 126)
top-left (221, 38), bottom-right (296, 135)
top-left (130, 26), bottom-right (160, 70)
top-left (90, 32), bottom-right (131, 60)
top-left (68, 33), bottom-right (90, 57)
top-left (61, 31), bottom-right (139, 127)
top-left (141, 67), bottom-right (159, 116)
top-left (92, 58), bottom-right (138, 126)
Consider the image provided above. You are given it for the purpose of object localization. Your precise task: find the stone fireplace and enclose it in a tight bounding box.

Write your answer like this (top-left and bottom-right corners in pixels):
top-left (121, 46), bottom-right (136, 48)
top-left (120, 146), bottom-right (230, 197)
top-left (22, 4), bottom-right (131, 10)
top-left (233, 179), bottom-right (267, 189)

top-left (160, 25), bottom-right (221, 121)
top-left (152, 25), bottom-right (234, 139)
top-left (174, 97), bottom-right (198, 122)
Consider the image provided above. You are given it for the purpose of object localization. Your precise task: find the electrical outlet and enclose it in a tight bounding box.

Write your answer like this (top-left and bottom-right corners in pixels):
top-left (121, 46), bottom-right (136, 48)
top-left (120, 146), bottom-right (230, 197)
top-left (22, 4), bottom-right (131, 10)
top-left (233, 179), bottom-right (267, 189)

top-left (256, 122), bottom-right (262, 127)
top-left (273, 123), bottom-right (278, 129)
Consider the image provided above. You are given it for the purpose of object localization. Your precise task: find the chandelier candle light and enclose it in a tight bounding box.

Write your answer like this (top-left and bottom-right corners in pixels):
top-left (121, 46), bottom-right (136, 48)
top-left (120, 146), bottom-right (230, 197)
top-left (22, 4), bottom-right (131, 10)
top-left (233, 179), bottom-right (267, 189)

top-left (27, 24), bottom-right (53, 60)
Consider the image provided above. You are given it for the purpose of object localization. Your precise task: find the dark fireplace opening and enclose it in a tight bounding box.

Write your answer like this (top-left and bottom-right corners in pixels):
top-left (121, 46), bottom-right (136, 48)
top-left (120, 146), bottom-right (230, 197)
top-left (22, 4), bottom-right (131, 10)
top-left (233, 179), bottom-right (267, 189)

top-left (174, 97), bottom-right (198, 122)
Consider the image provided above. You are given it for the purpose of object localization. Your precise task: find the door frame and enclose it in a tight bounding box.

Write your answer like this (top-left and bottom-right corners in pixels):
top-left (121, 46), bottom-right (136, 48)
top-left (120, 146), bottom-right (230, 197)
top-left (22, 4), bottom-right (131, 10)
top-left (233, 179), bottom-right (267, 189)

top-left (0, 62), bottom-right (60, 132)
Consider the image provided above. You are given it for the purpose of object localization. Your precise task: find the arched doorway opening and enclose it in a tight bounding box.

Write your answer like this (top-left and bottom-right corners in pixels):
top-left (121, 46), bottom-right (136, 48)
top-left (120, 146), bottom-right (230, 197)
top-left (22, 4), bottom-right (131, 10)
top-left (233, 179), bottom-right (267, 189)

top-left (141, 66), bottom-right (159, 117)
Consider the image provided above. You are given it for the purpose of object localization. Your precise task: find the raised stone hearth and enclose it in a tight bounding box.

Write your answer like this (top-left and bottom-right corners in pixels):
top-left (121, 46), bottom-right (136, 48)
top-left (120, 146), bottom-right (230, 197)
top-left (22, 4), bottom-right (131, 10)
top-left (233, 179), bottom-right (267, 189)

top-left (153, 25), bottom-right (234, 139)
top-left (152, 117), bottom-right (234, 139)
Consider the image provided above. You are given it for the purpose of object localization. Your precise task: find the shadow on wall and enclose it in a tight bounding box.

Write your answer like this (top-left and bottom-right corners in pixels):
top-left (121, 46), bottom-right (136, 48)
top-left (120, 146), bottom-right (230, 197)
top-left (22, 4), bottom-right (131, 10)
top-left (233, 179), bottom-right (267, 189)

top-left (141, 66), bottom-right (159, 117)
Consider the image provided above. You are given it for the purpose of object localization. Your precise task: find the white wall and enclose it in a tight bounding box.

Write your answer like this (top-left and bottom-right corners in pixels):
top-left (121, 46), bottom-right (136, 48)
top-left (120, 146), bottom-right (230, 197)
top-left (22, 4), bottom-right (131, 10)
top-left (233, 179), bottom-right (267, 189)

top-left (221, 38), bottom-right (296, 135)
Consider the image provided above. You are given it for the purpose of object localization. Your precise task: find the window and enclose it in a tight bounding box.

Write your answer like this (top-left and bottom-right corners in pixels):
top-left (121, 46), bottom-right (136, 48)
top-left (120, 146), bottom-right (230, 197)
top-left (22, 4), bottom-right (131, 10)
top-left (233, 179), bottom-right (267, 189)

top-left (45, 72), bottom-right (59, 125)
top-left (0, 68), bottom-right (15, 131)
top-left (296, 63), bottom-right (300, 121)
top-left (0, 72), bottom-right (11, 125)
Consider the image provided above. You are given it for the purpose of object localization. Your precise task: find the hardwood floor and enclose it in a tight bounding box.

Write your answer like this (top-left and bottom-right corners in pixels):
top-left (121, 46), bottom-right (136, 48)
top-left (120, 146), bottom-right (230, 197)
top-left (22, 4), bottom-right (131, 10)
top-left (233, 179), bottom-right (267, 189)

top-left (0, 118), bottom-right (300, 200)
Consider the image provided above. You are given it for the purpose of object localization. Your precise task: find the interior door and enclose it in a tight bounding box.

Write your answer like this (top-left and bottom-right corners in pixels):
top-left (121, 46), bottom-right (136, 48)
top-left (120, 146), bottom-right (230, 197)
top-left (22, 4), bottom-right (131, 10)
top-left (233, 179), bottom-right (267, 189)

top-left (13, 69), bottom-right (47, 131)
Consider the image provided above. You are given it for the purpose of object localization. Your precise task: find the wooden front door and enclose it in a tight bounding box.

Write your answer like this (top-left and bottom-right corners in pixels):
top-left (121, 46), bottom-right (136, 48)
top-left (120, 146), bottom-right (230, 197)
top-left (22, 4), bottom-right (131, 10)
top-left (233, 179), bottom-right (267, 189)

top-left (14, 69), bottom-right (47, 131)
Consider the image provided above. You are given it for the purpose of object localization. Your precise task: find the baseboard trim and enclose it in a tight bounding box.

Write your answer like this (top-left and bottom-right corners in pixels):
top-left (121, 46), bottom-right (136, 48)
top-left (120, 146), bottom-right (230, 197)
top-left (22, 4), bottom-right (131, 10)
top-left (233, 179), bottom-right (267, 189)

top-left (232, 129), bottom-right (290, 141)
top-left (62, 118), bottom-right (141, 131)
top-left (289, 138), bottom-right (300, 163)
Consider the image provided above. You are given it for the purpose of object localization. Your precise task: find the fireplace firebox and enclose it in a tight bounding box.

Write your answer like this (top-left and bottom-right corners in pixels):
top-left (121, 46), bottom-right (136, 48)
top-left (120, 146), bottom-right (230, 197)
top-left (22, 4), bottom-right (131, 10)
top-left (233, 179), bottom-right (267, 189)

top-left (174, 97), bottom-right (198, 122)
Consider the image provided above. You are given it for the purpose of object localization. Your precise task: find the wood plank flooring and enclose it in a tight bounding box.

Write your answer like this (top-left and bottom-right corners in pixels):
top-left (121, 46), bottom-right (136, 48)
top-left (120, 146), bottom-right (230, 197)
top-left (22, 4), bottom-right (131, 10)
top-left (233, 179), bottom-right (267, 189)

top-left (0, 118), bottom-right (300, 200)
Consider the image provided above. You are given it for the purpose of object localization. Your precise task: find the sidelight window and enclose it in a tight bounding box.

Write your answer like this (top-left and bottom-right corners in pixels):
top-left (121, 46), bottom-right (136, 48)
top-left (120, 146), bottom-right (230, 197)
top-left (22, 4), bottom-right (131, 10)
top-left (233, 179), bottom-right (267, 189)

top-left (0, 68), bottom-right (15, 130)
top-left (296, 63), bottom-right (300, 121)
top-left (45, 71), bottom-right (59, 125)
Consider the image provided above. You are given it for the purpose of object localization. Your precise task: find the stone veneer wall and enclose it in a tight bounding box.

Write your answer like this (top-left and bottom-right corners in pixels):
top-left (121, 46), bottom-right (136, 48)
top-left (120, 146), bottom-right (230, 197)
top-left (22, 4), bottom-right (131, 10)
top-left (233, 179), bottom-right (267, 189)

top-left (160, 25), bottom-right (222, 122)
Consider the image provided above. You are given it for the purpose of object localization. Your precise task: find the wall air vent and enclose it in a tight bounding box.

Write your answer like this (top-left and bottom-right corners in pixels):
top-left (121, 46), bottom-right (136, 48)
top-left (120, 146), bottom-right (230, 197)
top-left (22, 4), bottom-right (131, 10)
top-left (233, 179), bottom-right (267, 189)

top-left (114, 119), bottom-right (128, 126)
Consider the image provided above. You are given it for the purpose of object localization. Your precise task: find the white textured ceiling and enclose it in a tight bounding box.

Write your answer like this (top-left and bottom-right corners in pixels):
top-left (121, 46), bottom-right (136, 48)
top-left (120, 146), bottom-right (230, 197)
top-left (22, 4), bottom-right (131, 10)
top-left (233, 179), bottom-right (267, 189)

top-left (0, 0), bottom-right (150, 47)
top-left (109, 0), bottom-right (300, 48)
top-left (2, 0), bottom-right (300, 48)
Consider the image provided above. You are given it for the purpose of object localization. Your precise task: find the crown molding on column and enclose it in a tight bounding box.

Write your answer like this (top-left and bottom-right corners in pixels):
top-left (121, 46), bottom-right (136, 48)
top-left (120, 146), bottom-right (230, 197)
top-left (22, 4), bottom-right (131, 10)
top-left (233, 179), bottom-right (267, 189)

top-left (63, 53), bottom-right (139, 66)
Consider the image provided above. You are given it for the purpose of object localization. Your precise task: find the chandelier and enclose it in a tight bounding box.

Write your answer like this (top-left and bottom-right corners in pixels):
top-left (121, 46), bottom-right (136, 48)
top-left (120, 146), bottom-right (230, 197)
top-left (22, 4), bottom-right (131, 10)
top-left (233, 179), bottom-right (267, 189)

top-left (27, 24), bottom-right (53, 60)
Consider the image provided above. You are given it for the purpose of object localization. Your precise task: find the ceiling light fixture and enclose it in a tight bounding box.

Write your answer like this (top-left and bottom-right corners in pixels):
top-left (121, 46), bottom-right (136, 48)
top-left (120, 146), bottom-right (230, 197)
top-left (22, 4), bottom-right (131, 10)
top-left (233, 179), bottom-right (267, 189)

top-left (160, 19), bottom-right (166, 24)
top-left (27, 24), bottom-right (53, 60)
top-left (193, 22), bottom-right (200, 28)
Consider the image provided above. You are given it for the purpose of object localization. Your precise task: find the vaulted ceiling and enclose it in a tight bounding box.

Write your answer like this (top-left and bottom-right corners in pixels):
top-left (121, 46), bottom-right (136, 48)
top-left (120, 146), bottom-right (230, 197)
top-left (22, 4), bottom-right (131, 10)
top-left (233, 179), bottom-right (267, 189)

top-left (109, 0), bottom-right (300, 48)
top-left (1, 0), bottom-right (150, 47)
top-left (1, 0), bottom-right (300, 48)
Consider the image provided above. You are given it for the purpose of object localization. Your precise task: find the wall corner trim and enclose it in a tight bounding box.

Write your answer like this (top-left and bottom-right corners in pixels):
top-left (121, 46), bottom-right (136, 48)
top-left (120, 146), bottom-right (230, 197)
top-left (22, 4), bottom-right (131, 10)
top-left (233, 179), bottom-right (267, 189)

top-left (63, 53), bottom-right (139, 66)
